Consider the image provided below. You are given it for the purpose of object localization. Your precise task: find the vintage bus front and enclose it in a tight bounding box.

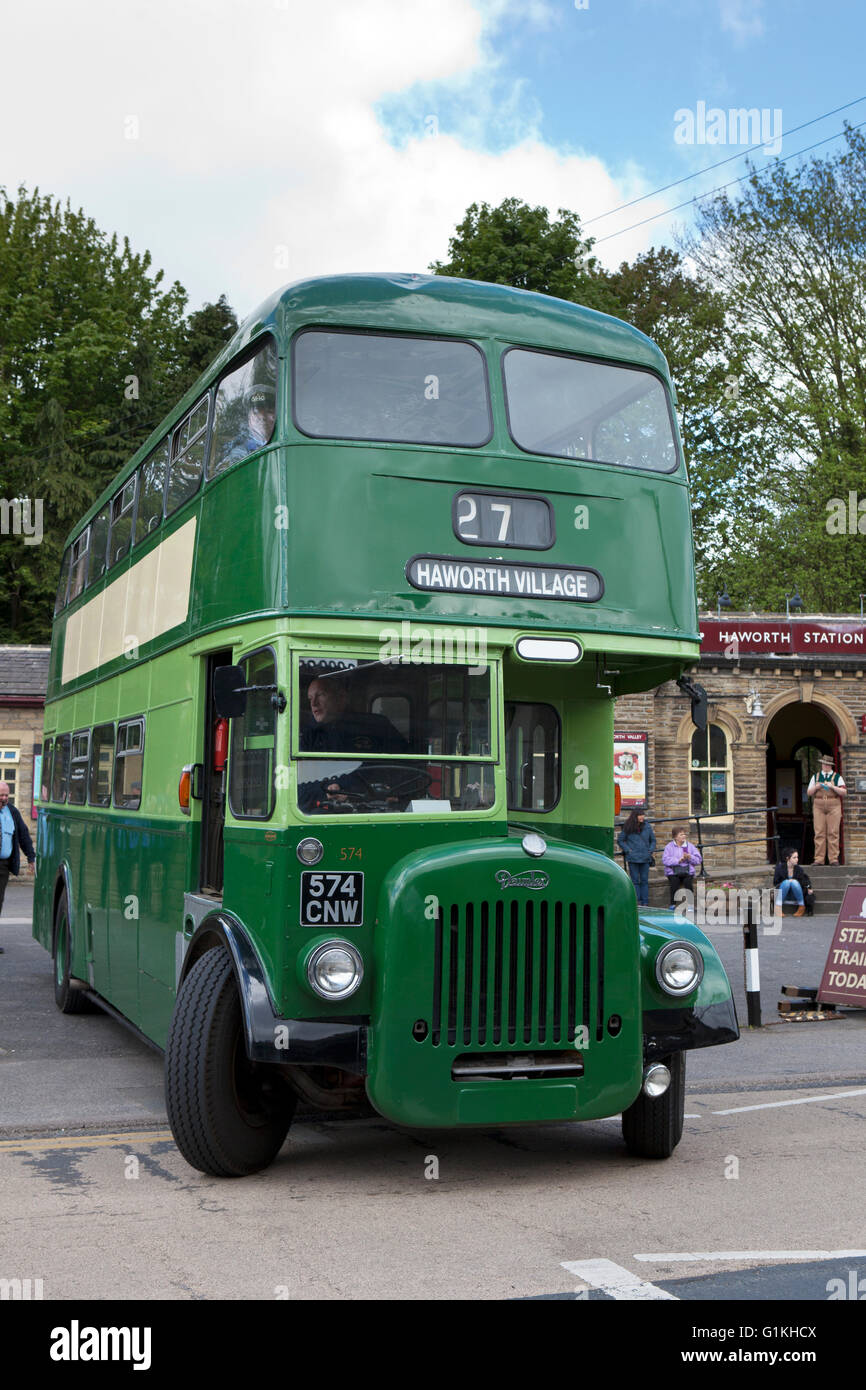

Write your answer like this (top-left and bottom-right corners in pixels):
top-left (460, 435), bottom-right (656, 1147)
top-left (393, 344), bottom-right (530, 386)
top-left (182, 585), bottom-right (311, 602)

top-left (166, 275), bottom-right (740, 1176)
top-left (231, 625), bottom-right (737, 1157)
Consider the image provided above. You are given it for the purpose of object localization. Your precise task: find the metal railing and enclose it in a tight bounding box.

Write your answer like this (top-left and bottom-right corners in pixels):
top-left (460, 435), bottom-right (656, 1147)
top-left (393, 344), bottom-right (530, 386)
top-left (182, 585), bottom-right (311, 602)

top-left (617, 805), bottom-right (781, 879)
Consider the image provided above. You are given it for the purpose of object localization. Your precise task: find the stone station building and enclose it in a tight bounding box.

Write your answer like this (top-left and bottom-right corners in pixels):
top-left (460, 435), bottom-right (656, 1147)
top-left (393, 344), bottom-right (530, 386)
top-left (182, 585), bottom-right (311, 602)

top-left (0, 645), bottom-right (51, 843)
top-left (614, 614), bottom-right (866, 904)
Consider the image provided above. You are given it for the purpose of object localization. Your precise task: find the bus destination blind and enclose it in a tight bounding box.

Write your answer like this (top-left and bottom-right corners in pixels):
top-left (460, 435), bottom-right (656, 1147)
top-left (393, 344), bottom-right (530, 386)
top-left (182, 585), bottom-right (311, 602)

top-left (406, 554), bottom-right (603, 602)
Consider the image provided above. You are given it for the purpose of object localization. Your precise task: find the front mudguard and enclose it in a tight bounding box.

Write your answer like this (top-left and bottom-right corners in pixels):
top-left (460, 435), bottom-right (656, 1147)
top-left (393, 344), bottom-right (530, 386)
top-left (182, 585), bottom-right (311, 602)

top-left (637, 909), bottom-right (739, 1060)
top-left (179, 912), bottom-right (366, 1073)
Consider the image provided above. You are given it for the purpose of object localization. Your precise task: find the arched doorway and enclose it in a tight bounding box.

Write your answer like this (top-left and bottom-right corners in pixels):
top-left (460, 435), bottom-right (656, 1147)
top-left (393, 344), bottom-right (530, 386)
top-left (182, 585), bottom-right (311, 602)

top-left (765, 703), bottom-right (842, 863)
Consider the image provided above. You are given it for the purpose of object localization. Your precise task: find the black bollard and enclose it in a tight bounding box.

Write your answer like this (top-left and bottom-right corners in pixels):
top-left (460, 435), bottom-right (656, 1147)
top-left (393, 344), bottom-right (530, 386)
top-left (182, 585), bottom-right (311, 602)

top-left (742, 901), bottom-right (762, 1027)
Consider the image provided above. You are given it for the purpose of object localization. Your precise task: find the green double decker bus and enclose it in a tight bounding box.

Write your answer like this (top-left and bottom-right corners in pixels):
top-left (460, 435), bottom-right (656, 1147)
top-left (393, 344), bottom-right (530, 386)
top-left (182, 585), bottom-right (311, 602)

top-left (34, 272), bottom-right (738, 1176)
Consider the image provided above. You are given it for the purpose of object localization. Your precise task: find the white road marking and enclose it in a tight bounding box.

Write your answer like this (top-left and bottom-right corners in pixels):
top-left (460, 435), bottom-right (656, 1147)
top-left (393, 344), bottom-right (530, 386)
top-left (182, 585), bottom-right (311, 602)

top-left (683, 1112), bottom-right (701, 1118)
top-left (634, 1249), bottom-right (866, 1263)
top-left (562, 1258), bottom-right (678, 1300)
top-left (712, 1087), bottom-right (866, 1115)
top-left (1, 918), bottom-right (32, 925)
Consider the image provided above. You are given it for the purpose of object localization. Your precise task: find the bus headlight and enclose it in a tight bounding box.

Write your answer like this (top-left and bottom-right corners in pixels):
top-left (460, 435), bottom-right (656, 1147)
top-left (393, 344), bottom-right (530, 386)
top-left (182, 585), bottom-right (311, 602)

top-left (655, 941), bottom-right (703, 996)
top-left (305, 941), bottom-right (364, 1000)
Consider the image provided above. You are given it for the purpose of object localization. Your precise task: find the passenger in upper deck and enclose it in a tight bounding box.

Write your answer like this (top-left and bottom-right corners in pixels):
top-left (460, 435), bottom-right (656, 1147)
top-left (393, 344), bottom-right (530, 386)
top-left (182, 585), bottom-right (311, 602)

top-left (224, 383), bottom-right (276, 464)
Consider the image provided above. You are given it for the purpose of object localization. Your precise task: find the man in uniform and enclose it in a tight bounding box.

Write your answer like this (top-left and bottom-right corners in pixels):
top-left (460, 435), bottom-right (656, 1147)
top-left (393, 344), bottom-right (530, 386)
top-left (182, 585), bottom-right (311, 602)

top-left (807, 753), bottom-right (846, 865)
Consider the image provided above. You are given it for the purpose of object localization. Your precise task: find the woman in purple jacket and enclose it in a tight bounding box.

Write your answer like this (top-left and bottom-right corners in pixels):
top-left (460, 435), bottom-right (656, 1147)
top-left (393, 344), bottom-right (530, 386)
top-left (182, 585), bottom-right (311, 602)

top-left (662, 826), bottom-right (702, 907)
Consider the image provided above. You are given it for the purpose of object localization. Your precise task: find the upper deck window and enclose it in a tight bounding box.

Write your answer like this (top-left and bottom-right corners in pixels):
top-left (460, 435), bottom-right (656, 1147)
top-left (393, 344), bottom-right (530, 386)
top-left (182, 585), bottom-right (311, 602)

top-left (503, 347), bottom-right (678, 473)
top-left (166, 396), bottom-right (209, 517)
top-left (293, 330), bottom-right (492, 448)
top-left (210, 338), bottom-right (278, 477)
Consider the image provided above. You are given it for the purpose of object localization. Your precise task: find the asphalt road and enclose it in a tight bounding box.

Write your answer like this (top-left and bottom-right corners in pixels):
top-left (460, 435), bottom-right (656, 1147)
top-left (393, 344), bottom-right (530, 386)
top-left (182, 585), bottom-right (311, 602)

top-left (2, 880), bottom-right (865, 1305)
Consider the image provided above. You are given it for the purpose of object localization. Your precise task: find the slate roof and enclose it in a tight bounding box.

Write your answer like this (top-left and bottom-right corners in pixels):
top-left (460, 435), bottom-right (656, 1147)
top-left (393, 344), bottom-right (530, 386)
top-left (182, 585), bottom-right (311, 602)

top-left (0, 646), bottom-right (51, 699)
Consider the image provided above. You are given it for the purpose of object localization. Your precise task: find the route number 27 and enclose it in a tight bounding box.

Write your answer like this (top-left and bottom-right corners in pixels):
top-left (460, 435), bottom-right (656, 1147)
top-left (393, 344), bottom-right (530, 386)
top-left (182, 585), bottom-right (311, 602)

top-left (457, 495), bottom-right (511, 541)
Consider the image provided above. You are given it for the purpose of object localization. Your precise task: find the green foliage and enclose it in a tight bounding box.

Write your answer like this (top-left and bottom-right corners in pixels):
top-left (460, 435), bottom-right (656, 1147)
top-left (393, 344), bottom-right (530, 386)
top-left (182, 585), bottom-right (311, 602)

top-left (430, 197), bottom-right (619, 315)
top-left (434, 160), bottom-right (866, 615)
top-left (684, 125), bottom-right (866, 612)
top-left (0, 187), bottom-right (237, 641)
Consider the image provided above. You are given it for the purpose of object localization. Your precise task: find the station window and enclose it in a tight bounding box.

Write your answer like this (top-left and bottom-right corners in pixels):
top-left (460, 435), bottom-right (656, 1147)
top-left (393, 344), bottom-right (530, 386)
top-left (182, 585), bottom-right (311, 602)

top-left (690, 723), bottom-right (731, 816)
top-left (0, 746), bottom-right (20, 804)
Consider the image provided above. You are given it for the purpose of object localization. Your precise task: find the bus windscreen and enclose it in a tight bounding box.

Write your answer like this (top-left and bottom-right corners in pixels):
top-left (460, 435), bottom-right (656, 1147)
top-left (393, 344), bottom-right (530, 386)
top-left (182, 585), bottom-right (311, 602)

top-left (295, 658), bottom-right (494, 815)
top-left (293, 330), bottom-right (492, 446)
top-left (503, 347), bottom-right (678, 472)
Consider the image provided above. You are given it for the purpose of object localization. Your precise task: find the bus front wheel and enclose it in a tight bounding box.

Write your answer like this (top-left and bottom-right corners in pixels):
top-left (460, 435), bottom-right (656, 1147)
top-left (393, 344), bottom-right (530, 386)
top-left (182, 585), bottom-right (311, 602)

top-left (621, 1051), bottom-right (685, 1159)
top-left (53, 890), bottom-right (93, 1014)
top-left (165, 946), bottom-right (296, 1177)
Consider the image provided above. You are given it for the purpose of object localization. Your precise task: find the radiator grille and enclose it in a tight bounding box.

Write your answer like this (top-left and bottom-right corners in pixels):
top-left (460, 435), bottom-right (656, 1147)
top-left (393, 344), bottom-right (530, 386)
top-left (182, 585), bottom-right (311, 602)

top-left (431, 900), bottom-right (605, 1049)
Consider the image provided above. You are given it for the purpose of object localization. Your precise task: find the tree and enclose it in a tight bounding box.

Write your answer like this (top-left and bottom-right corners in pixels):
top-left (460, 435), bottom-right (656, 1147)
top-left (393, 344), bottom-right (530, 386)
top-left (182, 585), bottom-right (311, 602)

top-left (0, 187), bottom-right (238, 641)
top-left (179, 294), bottom-right (238, 383)
top-left (430, 197), bottom-right (619, 314)
top-left (598, 247), bottom-right (778, 595)
top-left (682, 125), bottom-right (866, 611)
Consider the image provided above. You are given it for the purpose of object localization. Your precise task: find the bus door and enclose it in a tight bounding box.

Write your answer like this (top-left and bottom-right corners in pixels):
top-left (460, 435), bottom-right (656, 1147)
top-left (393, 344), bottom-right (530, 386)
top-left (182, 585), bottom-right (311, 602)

top-left (504, 700), bottom-right (562, 821)
top-left (200, 650), bottom-right (233, 896)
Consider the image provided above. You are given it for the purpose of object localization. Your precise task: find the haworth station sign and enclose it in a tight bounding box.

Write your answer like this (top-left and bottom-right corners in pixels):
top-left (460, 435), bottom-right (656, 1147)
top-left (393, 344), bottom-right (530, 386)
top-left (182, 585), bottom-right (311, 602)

top-left (700, 619), bottom-right (866, 656)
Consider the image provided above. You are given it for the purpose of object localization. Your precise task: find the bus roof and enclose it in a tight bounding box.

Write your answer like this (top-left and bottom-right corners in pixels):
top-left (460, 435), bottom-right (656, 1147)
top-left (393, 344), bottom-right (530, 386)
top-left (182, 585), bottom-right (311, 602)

top-left (68, 272), bottom-right (672, 543)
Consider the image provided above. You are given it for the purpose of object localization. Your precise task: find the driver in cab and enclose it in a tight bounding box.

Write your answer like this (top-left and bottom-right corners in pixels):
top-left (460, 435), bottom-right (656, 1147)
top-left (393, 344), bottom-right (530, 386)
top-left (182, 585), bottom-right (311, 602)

top-left (298, 675), bottom-right (408, 811)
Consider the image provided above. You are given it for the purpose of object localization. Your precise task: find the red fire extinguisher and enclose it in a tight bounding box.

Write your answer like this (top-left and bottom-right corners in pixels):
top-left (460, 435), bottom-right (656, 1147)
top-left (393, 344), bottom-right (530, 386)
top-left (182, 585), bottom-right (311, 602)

top-left (213, 717), bottom-right (229, 774)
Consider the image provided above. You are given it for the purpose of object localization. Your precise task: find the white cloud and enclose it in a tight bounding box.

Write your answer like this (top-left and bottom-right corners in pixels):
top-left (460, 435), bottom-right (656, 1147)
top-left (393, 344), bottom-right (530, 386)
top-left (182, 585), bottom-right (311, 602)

top-left (1, 0), bottom-right (671, 319)
top-left (718, 0), bottom-right (765, 44)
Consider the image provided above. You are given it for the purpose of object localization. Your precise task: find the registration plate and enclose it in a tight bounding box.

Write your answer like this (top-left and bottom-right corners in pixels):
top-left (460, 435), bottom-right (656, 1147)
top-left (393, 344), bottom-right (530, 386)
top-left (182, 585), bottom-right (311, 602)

top-left (300, 871), bottom-right (364, 927)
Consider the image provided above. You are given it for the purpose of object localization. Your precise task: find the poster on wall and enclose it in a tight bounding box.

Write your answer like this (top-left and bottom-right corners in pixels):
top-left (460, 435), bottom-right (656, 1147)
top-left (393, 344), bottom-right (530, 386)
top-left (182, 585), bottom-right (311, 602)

top-left (613, 730), bottom-right (647, 808)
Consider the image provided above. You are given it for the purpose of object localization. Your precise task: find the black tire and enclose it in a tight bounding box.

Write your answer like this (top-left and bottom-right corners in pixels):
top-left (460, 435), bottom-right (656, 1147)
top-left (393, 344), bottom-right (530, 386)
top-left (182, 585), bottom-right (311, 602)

top-left (53, 890), bottom-right (93, 1014)
top-left (621, 1051), bottom-right (685, 1159)
top-left (165, 946), bottom-right (296, 1177)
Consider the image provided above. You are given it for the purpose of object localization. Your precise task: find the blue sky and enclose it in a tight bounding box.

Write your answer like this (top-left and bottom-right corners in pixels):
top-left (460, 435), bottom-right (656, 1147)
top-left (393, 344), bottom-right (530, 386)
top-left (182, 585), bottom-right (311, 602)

top-left (2, 0), bottom-right (864, 315)
top-left (379, 0), bottom-right (866, 261)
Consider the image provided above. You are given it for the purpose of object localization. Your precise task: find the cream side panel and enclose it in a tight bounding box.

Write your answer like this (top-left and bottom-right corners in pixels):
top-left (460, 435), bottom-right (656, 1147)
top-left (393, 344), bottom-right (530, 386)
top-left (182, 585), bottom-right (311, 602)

top-left (60, 519), bottom-right (197, 684)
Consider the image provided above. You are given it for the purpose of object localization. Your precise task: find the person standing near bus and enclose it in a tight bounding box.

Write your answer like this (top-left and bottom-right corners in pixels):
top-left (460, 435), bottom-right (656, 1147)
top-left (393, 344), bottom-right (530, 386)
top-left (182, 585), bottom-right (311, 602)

top-left (617, 807), bottom-right (656, 907)
top-left (807, 753), bottom-right (846, 865)
top-left (0, 780), bottom-right (36, 952)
